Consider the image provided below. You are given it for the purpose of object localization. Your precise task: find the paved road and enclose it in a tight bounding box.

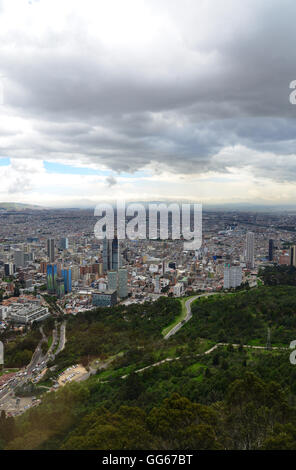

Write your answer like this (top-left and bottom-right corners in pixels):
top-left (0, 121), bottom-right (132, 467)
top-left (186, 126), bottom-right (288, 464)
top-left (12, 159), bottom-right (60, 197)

top-left (47, 324), bottom-right (58, 358)
top-left (0, 325), bottom-right (61, 409)
top-left (0, 327), bottom-right (48, 402)
top-left (54, 322), bottom-right (66, 356)
top-left (164, 293), bottom-right (216, 340)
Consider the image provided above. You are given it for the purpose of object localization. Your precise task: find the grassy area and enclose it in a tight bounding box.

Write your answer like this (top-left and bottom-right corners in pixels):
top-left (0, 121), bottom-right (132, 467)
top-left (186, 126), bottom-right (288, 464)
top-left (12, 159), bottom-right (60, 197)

top-left (89, 351), bottom-right (124, 370)
top-left (161, 295), bottom-right (197, 337)
top-left (185, 361), bottom-right (206, 383)
top-left (47, 335), bottom-right (53, 349)
top-left (97, 363), bottom-right (137, 381)
top-left (37, 379), bottom-right (52, 388)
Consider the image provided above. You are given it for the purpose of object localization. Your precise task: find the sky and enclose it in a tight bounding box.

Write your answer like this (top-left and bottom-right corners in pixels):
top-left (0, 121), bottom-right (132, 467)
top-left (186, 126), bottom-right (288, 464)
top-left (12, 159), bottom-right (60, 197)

top-left (0, 0), bottom-right (296, 207)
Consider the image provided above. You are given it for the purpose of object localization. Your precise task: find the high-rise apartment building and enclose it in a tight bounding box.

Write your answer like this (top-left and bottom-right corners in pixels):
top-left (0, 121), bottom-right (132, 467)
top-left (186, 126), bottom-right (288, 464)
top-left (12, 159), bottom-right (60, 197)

top-left (245, 232), bottom-right (255, 269)
top-left (14, 249), bottom-right (25, 268)
top-left (59, 238), bottom-right (69, 250)
top-left (47, 238), bottom-right (55, 263)
top-left (118, 268), bottom-right (128, 298)
top-left (223, 265), bottom-right (242, 289)
top-left (108, 270), bottom-right (118, 291)
top-left (268, 239), bottom-right (274, 261)
top-left (4, 263), bottom-right (15, 276)
top-left (154, 274), bottom-right (161, 294)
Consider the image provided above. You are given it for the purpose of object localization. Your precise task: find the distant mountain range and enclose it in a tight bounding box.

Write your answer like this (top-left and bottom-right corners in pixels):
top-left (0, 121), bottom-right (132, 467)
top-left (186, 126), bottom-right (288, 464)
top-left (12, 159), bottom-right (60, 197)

top-left (0, 202), bottom-right (46, 211)
top-left (1, 201), bottom-right (296, 213)
top-left (203, 203), bottom-right (296, 213)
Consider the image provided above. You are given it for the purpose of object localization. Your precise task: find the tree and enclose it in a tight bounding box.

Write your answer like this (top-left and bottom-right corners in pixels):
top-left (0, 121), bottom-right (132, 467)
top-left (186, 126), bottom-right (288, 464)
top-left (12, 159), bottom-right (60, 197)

top-left (121, 373), bottom-right (144, 401)
top-left (212, 354), bottom-right (219, 366)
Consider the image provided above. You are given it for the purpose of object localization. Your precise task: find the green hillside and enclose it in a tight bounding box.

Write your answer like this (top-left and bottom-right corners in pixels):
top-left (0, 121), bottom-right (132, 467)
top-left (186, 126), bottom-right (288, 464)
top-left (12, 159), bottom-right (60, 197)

top-left (2, 286), bottom-right (296, 450)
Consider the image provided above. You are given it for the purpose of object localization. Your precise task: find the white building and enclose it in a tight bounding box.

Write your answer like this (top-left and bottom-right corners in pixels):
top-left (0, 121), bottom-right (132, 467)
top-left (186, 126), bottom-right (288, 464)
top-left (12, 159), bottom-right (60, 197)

top-left (245, 232), bottom-right (255, 269)
top-left (0, 306), bottom-right (9, 320)
top-left (173, 282), bottom-right (184, 297)
top-left (7, 303), bottom-right (50, 324)
top-left (98, 281), bottom-right (107, 291)
top-left (153, 275), bottom-right (161, 294)
top-left (224, 265), bottom-right (242, 289)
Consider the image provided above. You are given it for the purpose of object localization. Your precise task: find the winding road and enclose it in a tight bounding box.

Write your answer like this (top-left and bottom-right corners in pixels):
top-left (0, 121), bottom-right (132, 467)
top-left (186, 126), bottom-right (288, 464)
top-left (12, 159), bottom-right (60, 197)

top-left (164, 293), bottom-right (216, 340)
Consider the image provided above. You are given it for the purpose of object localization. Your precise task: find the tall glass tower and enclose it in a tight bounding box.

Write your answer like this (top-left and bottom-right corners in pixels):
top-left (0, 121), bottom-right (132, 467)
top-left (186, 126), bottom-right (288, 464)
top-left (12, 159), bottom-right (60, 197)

top-left (103, 236), bottom-right (120, 272)
top-left (62, 268), bottom-right (72, 293)
top-left (47, 238), bottom-right (55, 263)
top-left (47, 264), bottom-right (57, 293)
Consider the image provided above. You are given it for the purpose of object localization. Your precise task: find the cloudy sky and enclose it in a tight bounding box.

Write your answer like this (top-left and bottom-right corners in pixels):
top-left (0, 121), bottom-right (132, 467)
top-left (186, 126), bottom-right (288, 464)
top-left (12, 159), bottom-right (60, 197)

top-left (0, 0), bottom-right (296, 207)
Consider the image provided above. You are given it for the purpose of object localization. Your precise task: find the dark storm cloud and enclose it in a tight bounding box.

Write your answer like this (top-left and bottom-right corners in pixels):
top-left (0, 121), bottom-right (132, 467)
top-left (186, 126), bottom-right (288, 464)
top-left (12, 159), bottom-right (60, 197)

top-left (0, 0), bottom-right (296, 180)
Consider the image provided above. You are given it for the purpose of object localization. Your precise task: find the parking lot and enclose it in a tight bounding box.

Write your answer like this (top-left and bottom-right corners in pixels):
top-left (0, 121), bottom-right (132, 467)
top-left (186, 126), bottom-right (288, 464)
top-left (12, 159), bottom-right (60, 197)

top-left (57, 364), bottom-right (88, 386)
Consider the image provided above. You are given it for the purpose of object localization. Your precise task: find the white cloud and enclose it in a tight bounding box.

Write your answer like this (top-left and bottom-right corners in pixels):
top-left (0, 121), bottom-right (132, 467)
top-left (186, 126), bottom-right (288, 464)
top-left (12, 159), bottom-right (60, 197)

top-left (0, 0), bottom-right (295, 205)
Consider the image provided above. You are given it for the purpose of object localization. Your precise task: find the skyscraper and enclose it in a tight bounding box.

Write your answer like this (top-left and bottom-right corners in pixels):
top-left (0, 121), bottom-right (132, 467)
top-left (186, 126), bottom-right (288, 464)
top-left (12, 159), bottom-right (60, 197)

top-left (103, 236), bottom-right (120, 272)
top-left (14, 249), bottom-right (24, 268)
top-left (223, 265), bottom-right (242, 289)
top-left (245, 232), bottom-right (255, 269)
top-left (4, 263), bottom-right (15, 276)
top-left (154, 274), bottom-right (161, 294)
top-left (290, 245), bottom-right (296, 266)
top-left (108, 270), bottom-right (118, 292)
top-left (47, 238), bottom-right (55, 263)
top-left (47, 264), bottom-right (57, 293)
top-left (62, 267), bottom-right (72, 294)
top-left (268, 239), bottom-right (274, 261)
top-left (118, 268), bottom-right (128, 298)
top-left (59, 238), bottom-right (69, 250)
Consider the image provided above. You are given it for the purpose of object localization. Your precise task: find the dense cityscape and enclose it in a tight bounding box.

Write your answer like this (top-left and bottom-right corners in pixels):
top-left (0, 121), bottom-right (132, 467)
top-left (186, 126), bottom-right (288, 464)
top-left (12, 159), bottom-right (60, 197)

top-left (0, 205), bottom-right (295, 418)
top-left (0, 206), bottom-right (296, 319)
